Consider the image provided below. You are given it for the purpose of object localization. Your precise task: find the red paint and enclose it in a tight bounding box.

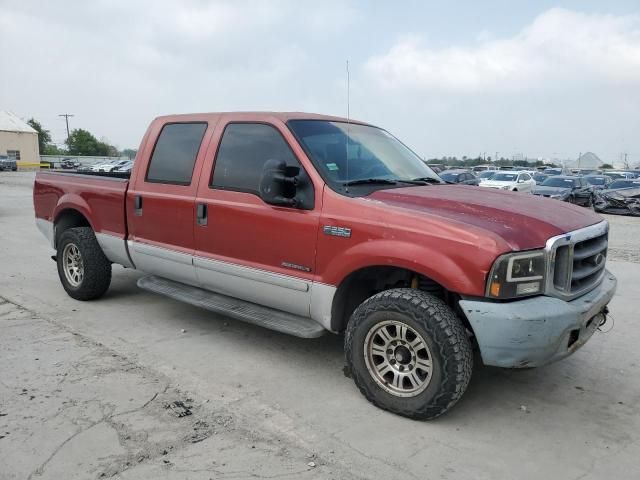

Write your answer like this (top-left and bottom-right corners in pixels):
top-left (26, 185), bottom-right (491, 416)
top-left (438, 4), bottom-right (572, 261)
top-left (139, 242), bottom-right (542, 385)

top-left (33, 112), bottom-right (605, 297)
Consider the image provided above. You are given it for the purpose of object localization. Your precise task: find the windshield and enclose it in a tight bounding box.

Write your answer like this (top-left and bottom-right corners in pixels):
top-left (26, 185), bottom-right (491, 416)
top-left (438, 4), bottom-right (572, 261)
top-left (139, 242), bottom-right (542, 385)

top-left (287, 120), bottom-right (440, 194)
top-left (491, 173), bottom-right (517, 181)
top-left (541, 177), bottom-right (577, 187)
top-left (586, 177), bottom-right (605, 185)
top-left (609, 180), bottom-right (637, 189)
top-left (533, 174), bottom-right (547, 182)
top-left (479, 171), bottom-right (496, 179)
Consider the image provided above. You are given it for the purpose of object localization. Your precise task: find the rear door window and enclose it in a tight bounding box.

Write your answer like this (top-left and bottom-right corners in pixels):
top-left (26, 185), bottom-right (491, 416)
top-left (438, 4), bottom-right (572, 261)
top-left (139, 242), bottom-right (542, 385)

top-left (146, 123), bottom-right (207, 185)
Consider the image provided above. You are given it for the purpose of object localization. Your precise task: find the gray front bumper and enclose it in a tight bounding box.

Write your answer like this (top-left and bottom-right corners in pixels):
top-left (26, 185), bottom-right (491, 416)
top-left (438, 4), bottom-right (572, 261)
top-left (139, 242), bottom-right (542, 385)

top-left (459, 270), bottom-right (617, 368)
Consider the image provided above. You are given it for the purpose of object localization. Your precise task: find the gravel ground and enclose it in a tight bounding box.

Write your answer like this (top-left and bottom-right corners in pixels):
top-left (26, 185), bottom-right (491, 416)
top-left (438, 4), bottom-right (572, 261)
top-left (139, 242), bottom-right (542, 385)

top-left (1, 171), bottom-right (639, 480)
top-left (605, 214), bottom-right (640, 263)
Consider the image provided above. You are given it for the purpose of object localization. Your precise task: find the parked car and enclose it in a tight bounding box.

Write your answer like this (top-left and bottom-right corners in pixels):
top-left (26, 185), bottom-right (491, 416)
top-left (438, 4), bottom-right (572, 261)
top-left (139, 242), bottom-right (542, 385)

top-left (479, 171), bottom-right (536, 192)
top-left (76, 163), bottom-right (96, 173)
top-left (60, 158), bottom-right (81, 169)
top-left (439, 169), bottom-right (480, 185)
top-left (424, 163), bottom-right (444, 174)
top-left (0, 154), bottom-right (18, 171)
top-left (532, 176), bottom-right (595, 207)
top-left (595, 187), bottom-right (640, 216)
top-left (584, 175), bottom-right (612, 190)
top-left (572, 169), bottom-right (602, 176)
top-left (33, 111), bottom-right (616, 420)
top-left (92, 159), bottom-right (130, 172)
top-left (604, 171), bottom-right (635, 180)
top-left (544, 168), bottom-right (564, 176)
top-left (471, 165), bottom-right (494, 172)
top-left (606, 179), bottom-right (640, 191)
top-left (532, 172), bottom-right (549, 184)
top-left (113, 160), bottom-right (134, 173)
top-left (477, 170), bottom-right (499, 182)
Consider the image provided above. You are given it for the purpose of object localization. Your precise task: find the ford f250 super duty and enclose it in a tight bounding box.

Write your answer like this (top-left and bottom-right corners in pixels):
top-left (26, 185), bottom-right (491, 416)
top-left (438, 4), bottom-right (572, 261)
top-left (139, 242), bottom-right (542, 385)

top-left (34, 112), bottom-right (617, 419)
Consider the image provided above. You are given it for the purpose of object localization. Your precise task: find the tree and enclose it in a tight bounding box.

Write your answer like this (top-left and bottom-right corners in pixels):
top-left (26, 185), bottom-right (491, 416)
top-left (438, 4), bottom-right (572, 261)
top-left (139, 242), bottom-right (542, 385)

top-left (66, 129), bottom-right (116, 156)
top-left (27, 118), bottom-right (52, 154)
top-left (601, 163), bottom-right (613, 169)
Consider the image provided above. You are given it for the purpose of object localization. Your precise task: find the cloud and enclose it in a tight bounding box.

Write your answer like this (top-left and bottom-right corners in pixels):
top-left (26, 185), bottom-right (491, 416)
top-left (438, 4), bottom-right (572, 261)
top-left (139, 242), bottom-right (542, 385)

top-left (365, 8), bottom-right (640, 92)
top-left (0, 0), bottom-right (358, 147)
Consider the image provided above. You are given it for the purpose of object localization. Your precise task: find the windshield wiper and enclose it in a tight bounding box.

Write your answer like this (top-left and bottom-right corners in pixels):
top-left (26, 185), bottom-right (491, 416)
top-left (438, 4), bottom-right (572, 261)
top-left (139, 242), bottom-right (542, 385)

top-left (343, 178), bottom-right (398, 186)
top-left (410, 177), bottom-right (444, 184)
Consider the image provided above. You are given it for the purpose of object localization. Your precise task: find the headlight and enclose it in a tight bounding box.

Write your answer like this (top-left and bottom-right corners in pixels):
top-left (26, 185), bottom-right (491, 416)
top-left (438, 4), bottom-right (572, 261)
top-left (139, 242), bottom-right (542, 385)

top-left (486, 250), bottom-right (546, 299)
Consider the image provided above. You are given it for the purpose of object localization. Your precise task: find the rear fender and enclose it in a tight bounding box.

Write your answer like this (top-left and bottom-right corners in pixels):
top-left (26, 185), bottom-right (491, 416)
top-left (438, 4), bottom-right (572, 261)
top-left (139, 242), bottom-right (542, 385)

top-left (53, 194), bottom-right (95, 231)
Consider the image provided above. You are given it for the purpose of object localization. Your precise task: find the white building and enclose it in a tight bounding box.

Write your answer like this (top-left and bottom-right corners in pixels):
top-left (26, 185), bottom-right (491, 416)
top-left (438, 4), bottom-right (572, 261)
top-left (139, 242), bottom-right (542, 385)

top-left (0, 111), bottom-right (40, 165)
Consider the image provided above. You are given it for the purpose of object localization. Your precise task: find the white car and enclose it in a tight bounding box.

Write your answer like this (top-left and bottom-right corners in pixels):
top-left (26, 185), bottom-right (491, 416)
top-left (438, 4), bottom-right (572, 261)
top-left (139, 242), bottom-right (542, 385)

top-left (478, 171), bottom-right (536, 192)
top-left (477, 170), bottom-right (500, 183)
top-left (92, 160), bottom-right (130, 172)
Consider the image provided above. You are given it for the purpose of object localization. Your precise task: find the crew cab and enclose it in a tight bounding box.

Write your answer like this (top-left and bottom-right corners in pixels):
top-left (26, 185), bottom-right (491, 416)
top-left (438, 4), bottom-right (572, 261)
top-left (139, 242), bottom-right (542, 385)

top-left (34, 112), bottom-right (616, 419)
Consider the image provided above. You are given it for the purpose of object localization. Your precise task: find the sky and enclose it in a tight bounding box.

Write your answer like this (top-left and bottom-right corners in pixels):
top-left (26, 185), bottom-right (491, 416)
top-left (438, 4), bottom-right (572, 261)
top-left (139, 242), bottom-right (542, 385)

top-left (1, 0), bottom-right (639, 164)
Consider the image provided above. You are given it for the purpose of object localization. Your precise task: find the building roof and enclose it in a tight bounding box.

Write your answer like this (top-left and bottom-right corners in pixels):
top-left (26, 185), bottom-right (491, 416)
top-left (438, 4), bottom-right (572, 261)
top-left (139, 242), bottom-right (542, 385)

top-left (0, 111), bottom-right (37, 134)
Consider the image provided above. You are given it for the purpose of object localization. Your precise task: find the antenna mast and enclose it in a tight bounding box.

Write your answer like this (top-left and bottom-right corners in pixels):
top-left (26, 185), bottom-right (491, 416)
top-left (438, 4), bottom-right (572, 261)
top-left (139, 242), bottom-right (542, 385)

top-left (345, 60), bottom-right (350, 192)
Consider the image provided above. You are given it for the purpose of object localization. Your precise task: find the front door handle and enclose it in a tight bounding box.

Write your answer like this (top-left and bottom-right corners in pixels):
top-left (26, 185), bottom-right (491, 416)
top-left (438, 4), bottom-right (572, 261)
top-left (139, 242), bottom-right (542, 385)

top-left (196, 203), bottom-right (208, 226)
top-left (134, 195), bottom-right (143, 216)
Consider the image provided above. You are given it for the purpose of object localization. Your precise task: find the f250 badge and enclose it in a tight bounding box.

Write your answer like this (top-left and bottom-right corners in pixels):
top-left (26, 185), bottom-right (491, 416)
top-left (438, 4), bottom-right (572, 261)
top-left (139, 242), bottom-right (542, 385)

top-left (323, 225), bottom-right (352, 238)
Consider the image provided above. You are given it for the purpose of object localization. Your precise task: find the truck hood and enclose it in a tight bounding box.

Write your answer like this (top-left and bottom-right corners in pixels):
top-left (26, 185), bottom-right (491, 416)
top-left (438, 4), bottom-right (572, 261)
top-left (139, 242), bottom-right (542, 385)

top-left (368, 185), bottom-right (602, 251)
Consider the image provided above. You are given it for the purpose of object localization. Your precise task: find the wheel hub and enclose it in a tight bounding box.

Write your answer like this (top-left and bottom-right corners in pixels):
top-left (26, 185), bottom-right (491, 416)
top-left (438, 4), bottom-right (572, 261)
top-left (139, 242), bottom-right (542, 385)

top-left (364, 320), bottom-right (434, 397)
top-left (394, 345), bottom-right (412, 364)
top-left (62, 243), bottom-right (84, 287)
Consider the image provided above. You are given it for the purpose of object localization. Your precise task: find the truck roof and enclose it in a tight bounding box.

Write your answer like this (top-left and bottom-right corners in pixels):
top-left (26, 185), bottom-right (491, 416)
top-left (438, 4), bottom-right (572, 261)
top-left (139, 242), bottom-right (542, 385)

top-left (153, 111), bottom-right (373, 126)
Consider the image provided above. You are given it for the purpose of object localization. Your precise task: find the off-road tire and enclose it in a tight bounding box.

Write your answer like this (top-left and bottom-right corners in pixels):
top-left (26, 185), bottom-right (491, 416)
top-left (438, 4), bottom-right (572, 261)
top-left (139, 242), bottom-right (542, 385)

top-left (345, 288), bottom-right (473, 420)
top-left (56, 227), bottom-right (111, 300)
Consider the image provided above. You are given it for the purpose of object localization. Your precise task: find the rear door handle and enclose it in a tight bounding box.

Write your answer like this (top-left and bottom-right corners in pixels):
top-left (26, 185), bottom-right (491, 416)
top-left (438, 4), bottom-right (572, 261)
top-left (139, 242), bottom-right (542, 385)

top-left (196, 203), bottom-right (207, 226)
top-left (134, 195), bottom-right (143, 216)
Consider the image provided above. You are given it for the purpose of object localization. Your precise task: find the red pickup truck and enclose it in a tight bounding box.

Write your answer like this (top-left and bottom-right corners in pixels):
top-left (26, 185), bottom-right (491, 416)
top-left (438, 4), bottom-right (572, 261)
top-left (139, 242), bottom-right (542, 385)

top-left (34, 112), bottom-right (616, 419)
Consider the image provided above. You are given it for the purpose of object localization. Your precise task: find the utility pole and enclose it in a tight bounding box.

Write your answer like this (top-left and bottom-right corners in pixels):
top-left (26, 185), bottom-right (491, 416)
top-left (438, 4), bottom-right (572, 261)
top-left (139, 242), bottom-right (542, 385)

top-left (58, 114), bottom-right (74, 142)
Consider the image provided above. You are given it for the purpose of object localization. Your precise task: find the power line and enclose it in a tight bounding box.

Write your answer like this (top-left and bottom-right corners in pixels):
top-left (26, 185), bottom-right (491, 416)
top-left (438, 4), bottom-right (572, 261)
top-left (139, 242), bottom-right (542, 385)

top-left (58, 114), bottom-right (74, 142)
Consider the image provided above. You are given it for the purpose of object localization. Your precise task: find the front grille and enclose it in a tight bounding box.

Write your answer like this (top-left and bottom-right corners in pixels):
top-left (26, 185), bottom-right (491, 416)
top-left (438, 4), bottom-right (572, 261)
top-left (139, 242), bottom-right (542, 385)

top-left (547, 222), bottom-right (609, 299)
top-left (571, 234), bottom-right (608, 292)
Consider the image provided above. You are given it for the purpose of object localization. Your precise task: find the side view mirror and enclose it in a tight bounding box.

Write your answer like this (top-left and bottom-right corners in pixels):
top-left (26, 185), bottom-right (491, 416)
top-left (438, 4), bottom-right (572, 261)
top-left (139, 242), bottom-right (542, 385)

top-left (518, 179), bottom-right (525, 183)
top-left (259, 159), bottom-right (300, 207)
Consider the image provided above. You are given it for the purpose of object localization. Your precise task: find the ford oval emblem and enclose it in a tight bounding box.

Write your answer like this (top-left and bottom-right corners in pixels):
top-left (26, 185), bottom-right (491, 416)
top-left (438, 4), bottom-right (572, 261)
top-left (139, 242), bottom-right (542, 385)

top-left (594, 253), bottom-right (605, 266)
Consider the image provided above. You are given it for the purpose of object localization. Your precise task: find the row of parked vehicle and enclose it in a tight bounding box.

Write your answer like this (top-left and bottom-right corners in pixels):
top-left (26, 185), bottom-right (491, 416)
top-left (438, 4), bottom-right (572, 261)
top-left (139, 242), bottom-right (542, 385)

top-left (59, 158), bottom-right (134, 173)
top-left (432, 166), bottom-right (640, 209)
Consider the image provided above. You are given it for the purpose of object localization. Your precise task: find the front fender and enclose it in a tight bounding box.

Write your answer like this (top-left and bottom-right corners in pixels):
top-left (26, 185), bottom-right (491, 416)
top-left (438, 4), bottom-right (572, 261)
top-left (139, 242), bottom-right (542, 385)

top-left (319, 238), bottom-right (487, 296)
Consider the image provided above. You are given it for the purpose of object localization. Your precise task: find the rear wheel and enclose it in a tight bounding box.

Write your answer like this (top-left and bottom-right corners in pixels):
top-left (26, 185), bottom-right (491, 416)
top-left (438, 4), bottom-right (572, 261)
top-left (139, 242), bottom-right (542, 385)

top-left (56, 227), bottom-right (111, 300)
top-left (345, 289), bottom-right (473, 420)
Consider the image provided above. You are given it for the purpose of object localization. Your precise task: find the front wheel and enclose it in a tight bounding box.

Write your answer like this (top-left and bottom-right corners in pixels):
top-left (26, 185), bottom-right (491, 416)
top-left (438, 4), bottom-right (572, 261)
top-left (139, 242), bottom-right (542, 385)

top-left (345, 289), bottom-right (473, 420)
top-left (56, 227), bottom-right (112, 300)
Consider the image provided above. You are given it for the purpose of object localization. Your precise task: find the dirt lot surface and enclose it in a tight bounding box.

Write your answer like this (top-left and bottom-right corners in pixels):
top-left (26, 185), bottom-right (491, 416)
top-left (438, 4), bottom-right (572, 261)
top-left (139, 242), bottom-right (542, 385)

top-left (1, 171), bottom-right (639, 480)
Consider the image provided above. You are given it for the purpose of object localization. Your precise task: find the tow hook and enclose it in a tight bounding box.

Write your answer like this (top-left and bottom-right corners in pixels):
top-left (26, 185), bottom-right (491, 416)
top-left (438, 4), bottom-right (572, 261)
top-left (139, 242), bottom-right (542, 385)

top-left (598, 306), bottom-right (613, 333)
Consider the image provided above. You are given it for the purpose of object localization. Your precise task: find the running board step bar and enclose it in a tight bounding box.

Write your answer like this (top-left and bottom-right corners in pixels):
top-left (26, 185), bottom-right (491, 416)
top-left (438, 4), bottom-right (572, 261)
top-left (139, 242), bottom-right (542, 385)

top-left (137, 275), bottom-right (326, 339)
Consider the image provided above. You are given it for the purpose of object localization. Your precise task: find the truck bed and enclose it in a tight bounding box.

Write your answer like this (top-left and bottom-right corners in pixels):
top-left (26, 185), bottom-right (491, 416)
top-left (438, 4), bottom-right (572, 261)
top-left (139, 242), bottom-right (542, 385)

top-left (33, 170), bottom-right (129, 239)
